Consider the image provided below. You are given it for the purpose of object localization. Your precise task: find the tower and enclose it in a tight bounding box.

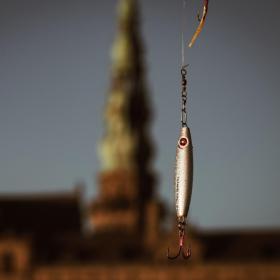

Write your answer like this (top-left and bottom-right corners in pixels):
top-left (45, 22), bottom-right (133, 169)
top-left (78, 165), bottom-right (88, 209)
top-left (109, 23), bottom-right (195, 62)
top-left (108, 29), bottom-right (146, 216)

top-left (90, 0), bottom-right (162, 259)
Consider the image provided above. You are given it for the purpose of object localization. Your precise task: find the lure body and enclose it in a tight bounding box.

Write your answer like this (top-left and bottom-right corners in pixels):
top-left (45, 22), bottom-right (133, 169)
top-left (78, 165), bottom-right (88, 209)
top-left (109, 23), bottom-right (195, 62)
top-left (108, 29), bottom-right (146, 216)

top-left (175, 126), bottom-right (193, 219)
top-left (167, 125), bottom-right (193, 260)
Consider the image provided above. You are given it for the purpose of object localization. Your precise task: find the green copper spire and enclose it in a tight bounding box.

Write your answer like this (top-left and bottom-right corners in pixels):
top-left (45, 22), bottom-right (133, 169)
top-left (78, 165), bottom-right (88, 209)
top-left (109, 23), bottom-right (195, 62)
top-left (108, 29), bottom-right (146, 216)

top-left (99, 0), bottom-right (152, 173)
top-left (111, 0), bottom-right (137, 72)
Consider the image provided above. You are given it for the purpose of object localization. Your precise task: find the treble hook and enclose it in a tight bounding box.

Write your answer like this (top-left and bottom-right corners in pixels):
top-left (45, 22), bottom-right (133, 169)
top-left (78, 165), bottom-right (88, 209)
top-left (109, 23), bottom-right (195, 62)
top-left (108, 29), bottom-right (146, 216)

top-left (167, 219), bottom-right (191, 260)
top-left (188, 0), bottom-right (209, 48)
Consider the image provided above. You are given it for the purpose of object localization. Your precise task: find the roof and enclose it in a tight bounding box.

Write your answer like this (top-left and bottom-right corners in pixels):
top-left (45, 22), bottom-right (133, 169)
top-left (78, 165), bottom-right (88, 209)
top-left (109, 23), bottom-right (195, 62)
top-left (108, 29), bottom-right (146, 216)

top-left (0, 191), bottom-right (82, 236)
top-left (193, 228), bottom-right (280, 261)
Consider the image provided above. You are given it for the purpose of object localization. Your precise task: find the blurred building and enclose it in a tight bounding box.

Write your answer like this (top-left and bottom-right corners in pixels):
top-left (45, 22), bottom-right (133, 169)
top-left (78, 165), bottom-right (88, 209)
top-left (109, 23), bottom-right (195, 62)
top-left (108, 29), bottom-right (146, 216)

top-left (0, 0), bottom-right (280, 279)
top-left (89, 0), bottom-right (163, 261)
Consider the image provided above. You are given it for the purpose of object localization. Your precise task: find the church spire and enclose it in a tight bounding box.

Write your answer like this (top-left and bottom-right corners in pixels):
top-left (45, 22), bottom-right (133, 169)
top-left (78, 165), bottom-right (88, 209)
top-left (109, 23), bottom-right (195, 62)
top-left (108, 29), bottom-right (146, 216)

top-left (90, 0), bottom-right (162, 256)
top-left (111, 0), bottom-right (138, 72)
top-left (99, 0), bottom-right (153, 178)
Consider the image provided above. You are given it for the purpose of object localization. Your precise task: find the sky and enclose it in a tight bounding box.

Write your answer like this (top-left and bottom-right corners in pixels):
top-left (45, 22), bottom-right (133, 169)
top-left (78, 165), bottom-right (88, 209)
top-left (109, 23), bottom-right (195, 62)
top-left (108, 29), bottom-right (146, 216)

top-left (0, 0), bottom-right (280, 229)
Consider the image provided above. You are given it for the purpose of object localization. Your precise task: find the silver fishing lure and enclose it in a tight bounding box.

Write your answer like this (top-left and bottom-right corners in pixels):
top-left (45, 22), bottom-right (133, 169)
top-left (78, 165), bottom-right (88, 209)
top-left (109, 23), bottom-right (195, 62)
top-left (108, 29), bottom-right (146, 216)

top-left (167, 0), bottom-right (209, 260)
top-left (175, 126), bottom-right (193, 219)
top-left (167, 66), bottom-right (193, 260)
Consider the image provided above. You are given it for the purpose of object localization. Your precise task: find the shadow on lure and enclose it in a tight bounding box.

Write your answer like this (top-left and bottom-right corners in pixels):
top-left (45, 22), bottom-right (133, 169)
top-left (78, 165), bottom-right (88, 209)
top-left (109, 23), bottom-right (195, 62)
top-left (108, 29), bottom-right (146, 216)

top-left (167, 0), bottom-right (209, 260)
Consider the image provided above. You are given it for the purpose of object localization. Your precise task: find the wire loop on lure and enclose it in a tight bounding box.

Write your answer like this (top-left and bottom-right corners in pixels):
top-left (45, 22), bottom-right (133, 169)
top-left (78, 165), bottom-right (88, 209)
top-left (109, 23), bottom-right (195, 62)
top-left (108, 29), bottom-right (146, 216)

top-left (188, 0), bottom-right (209, 48)
top-left (181, 65), bottom-right (188, 127)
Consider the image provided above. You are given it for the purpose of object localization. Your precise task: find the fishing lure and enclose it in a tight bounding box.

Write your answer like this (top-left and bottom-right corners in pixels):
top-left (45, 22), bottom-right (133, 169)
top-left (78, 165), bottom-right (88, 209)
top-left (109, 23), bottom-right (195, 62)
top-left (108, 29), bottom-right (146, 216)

top-left (167, 0), bottom-right (209, 260)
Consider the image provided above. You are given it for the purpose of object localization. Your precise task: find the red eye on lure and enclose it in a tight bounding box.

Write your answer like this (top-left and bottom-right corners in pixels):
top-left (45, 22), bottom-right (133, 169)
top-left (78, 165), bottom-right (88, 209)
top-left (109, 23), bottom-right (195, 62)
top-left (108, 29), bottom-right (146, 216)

top-left (179, 138), bottom-right (188, 147)
top-left (167, 0), bottom-right (209, 260)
